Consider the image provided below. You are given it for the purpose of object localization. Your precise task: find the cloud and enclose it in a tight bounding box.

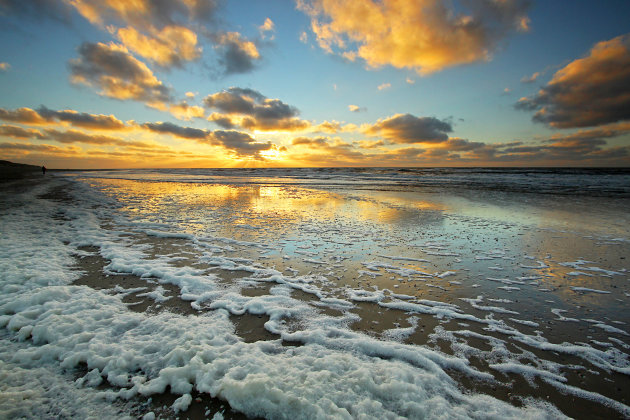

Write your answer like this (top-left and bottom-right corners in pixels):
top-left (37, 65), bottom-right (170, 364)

top-left (290, 136), bottom-right (366, 162)
top-left (0, 142), bottom-right (81, 154)
top-left (67, 0), bottom-right (217, 30)
top-left (357, 140), bottom-right (385, 149)
top-left (141, 120), bottom-right (276, 158)
top-left (515, 34), bottom-right (630, 128)
top-left (203, 87), bottom-right (309, 131)
top-left (0, 122), bottom-right (157, 149)
top-left (363, 113), bottom-right (453, 143)
top-left (4, 0), bottom-right (264, 77)
top-left (69, 42), bottom-right (173, 109)
top-left (520, 71), bottom-right (540, 83)
top-left (214, 32), bottom-right (261, 74)
top-left (349, 105), bottom-right (366, 112)
top-left (68, 0), bottom-right (266, 75)
top-left (0, 107), bottom-right (49, 125)
top-left (377, 83), bottom-right (391, 91)
top-left (40, 129), bottom-right (152, 147)
top-left (299, 31), bottom-right (308, 43)
top-left (0, 106), bottom-right (129, 130)
top-left (0, 124), bottom-right (45, 139)
top-left (168, 102), bottom-right (205, 120)
top-left (142, 121), bottom-right (208, 139)
top-left (113, 25), bottom-right (202, 67)
top-left (210, 130), bottom-right (274, 157)
top-left (297, 0), bottom-right (530, 75)
top-left (0, 62), bottom-right (10, 72)
top-left (406, 78), bottom-right (415, 85)
top-left (259, 18), bottom-right (275, 39)
top-left (313, 120), bottom-right (344, 133)
top-left (36, 106), bottom-right (128, 130)
top-left (207, 113), bottom-right (236, 129)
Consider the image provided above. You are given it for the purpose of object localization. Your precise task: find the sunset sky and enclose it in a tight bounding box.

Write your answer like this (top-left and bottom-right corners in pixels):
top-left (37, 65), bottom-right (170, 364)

top-left (1, 0), bottom-right (629, 168)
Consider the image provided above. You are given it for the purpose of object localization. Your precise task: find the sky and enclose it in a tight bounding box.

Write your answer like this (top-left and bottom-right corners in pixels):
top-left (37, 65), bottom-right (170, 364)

top-left (0, 0), bottom-right (629, 169)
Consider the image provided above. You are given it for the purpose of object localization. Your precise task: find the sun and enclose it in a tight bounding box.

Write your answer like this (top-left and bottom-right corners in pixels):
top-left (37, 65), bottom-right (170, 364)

top-left (259, 148), bottom-right (282, 160)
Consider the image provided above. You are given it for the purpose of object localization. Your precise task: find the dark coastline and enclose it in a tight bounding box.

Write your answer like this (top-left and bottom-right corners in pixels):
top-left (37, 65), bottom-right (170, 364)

top-left (0, 160), bottom-right (43, 181)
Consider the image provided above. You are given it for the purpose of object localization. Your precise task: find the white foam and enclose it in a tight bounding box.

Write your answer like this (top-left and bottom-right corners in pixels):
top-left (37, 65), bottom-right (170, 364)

top-left (459, 296), bottom-right (519, 315)
top-left (559, 260), bottom-right (623, 276)
top-left (551, 309), bottom-right (579, 322)
top-left (542, 378), bottom-right (630, 417)
top-left (490, 362), bottom-right (567, 384)
top-left (436, 271), bottom-right (456, 278)
top-left (570, 287), bottom-right (611, 294)
top-left (508, 318), bottom-right (539, 327)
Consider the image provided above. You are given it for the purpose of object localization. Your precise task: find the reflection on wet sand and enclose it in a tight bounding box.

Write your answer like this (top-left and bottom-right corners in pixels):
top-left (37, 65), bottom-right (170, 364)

top-left (75, 177), bottom-right (630, 418)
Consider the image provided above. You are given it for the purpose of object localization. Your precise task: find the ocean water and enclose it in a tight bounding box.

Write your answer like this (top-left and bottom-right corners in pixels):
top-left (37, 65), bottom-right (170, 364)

top-left (1, 168), bottom-right (629, 419)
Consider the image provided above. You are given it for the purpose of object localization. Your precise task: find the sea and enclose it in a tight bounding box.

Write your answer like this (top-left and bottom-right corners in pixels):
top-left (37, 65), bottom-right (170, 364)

top-left (1, 167), bottom-right (629, 419)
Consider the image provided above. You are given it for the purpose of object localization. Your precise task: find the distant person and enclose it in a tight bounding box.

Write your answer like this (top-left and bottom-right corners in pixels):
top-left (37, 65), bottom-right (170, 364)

top-left (42, 165), bottom-right (46, 175)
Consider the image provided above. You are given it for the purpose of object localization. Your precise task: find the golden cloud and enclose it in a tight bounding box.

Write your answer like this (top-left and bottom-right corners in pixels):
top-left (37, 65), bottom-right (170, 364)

top-left (0, 124), bottom-right (45, 139)
top-left (115, 25), bottom-right (201, 67)
top-left (0, 106), bottom-right (129, 130)
top-left (298, 0), bottom-right (529, 75)
top-left (67, 0), bottom-right (216, 29)
top-left (0, 108), bottom-right (49, 125)
top-left (67, 0), bottom-right (212, 70)
top-left (169, 102), bottom-right (205, 120)
top-left (69, 42), bottom-right (172, 109)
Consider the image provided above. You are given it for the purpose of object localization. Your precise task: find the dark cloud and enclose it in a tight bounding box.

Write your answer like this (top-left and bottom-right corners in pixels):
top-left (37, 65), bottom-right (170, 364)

top-left (364, 113), bottom-right (453, 143)
top-left (204, 87), bottom-right (309, 131)
top-left (41, 129), bottom-right (151, 147)
top-left (516, 34), bottom-right (630, 128)
top-left (141, 120), bottom-right (277, 159)
top-left (204, 87), bottom-right (265, 114)
top-left (210, 130), bottom-right (274, 157)
top-left (142, 121), bottom-right (208, 139)
top-left (69, 42), bottom-right (173, 107)
top-left (37, 106), bottom-right (127, 130)
top-left (0, 124), bottom-right (45, 139)
top-left (207, 113), bottom-right (236, 129)
top-left (214, 32), bottom-right (261, 74)
top-left (0, 0), bottom-right (71, 23)
top-left (0, 107), bottom-right (48, 124)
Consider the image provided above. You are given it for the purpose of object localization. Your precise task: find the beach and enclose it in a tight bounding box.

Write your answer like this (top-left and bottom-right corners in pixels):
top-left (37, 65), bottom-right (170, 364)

top-left (1, 168), bottom-right (629, 419)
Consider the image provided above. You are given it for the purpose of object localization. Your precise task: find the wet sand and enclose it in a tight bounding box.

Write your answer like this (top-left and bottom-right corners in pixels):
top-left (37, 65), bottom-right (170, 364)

top-left (70, 229), bottom-right (629, 419)
top-left (3, 174), bottom-right (629, 419)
